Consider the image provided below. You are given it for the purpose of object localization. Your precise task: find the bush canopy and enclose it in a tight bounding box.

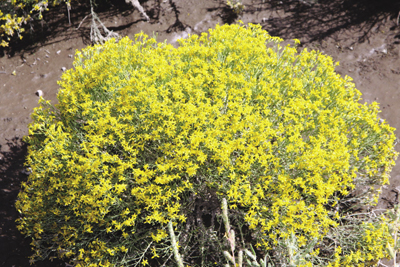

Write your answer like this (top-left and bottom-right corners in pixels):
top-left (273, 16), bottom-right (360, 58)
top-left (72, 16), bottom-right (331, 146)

top-left (16, 23), bottom-right (398, 266)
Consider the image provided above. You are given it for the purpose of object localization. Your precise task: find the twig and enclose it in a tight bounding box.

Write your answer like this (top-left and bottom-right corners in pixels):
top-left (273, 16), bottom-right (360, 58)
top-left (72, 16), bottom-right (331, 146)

top-left (397, 11), bottom-right (400, 26)
top-left (76, 14), bottom-right (90, 30)
top-left (377, 260), bottom-right (390, 267)
top-left (133, 241), bottom-right (153, 267)
top-left (86, 0), bottom-right (119, 44)
top-left (161, 252), bottom-right (174, 266)
top-left (67, 3), bottom-right (71, 25)
top-left (90, 10), bottom-right (119, 44)
top-left (125, 0), bottom-right (150, 21)
top-left (16, 63), bottom-right (25, 69)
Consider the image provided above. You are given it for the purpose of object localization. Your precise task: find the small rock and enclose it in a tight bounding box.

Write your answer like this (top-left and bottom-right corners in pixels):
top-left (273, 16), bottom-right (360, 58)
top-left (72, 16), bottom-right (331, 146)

top-left (35, 90), bottom-right (43, 97)
top-left (45, 54), bottom-right (50, 58)
top-left (12, 70), bottom-right (16, 76)
top-left (382, 48), bottom-right (387, 54)
top-left (262, 17), bottom-right (269, 22)
top-left (45, 49), bottom-right (50, 54)
top-left (61, 67), bottom-right (67, 71)
top-left (21, 168), bottom-right (32, 176)
top-left (24, 107), bottom-right (27, 109)
top-left (68, 54), bottom-right (73, 58)
top-left (56, 50), bottom-right (61, 54)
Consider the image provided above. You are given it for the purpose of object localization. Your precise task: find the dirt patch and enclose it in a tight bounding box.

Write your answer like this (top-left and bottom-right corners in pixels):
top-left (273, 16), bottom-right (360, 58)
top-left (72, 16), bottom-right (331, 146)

top-left (1, 0), bottom-right (400, 266)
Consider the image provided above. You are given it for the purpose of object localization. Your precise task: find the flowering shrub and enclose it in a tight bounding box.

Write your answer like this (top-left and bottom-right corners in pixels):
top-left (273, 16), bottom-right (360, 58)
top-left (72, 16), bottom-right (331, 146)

top-left (16, 23), bottom-right (398, 266)
top-left (1, 0), bottom-right (148, 47)
top-left (0, 0), bottom-right (70, 47)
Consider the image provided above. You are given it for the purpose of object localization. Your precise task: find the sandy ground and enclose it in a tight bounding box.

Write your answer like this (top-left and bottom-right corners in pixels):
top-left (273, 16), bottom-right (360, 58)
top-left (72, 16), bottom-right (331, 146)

top-left (1, 0), bottom-right (400, 266)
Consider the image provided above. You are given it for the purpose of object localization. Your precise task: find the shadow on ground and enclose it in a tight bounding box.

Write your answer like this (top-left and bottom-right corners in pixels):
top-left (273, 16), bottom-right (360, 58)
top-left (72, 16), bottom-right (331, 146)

top-left (0, 0), bottom-right (150, 58)
top-left (0, 138), bottom-right (64, 267)
top-left (244, 0), bottom-right (400, 45)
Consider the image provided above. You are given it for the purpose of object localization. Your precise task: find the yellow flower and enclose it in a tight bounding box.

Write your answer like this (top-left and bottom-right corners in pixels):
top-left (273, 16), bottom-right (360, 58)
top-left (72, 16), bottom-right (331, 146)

top-left (16, 22), bottom-right (398, 267)
top-left (151, 247), bottom-right (159, 259)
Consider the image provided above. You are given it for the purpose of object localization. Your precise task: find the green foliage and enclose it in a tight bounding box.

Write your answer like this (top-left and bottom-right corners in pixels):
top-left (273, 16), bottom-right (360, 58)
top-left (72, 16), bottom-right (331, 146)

top-left (16, 23), bottom-right (398, 266)
top-left (386, 204), bottom-right (400, 266)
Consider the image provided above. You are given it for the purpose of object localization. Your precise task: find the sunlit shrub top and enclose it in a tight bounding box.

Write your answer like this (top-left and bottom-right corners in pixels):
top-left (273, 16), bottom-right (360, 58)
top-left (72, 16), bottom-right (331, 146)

top-left (16, 23), bottom-right (398, 266)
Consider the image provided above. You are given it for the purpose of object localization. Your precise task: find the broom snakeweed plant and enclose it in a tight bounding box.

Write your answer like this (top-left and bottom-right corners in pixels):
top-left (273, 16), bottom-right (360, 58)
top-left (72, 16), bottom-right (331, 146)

top-left (0, 0), bottom-right (148, 46)
top-left (16, 23), bottom-right (398, 266)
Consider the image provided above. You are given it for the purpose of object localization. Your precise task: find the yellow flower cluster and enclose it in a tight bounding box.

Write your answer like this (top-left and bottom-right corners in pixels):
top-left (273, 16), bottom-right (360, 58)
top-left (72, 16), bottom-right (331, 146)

top-left (327, 219), bottom-right (392, 267)
top-left (0, 0), bottom-right (68, 47)
top-left (16, 23), bottom-right (398, 266)
top-left (226, 0), bottom-right (245, 14)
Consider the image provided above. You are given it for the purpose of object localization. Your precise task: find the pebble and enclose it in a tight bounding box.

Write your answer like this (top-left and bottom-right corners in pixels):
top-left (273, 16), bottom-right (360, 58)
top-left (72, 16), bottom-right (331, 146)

top-left (68, 54), bottom-right (73, 58)
top-left (21, 168), bottom-right (32, 176)
top-left (61, 67), bottom-right (67, 71)
top-left (56, 50), bottom-right (61, 54)
top-left (35, 90), bottom-right (43, 97)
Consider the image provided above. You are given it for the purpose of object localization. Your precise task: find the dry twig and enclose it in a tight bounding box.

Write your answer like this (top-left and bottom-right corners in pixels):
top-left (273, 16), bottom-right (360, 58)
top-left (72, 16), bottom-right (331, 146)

top-left (126, 0), bottom-right (150, 21)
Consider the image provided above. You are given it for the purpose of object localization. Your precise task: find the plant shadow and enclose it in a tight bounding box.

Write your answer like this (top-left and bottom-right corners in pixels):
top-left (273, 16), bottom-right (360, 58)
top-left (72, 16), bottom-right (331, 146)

top-left (244, 0), bottom-right (400, 45)
top-left (0, 137), bottom-right (64, 267)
